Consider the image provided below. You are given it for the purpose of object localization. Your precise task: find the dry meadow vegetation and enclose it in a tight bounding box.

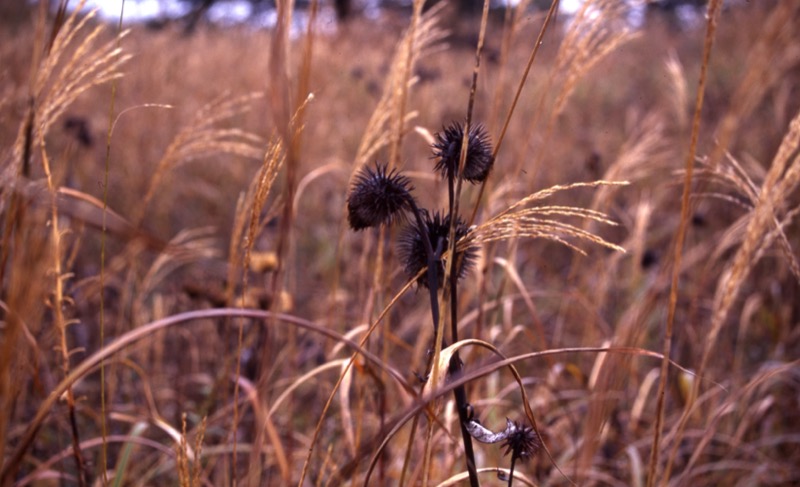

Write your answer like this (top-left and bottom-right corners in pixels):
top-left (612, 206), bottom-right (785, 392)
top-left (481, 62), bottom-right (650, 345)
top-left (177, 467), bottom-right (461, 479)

top-left (1, 0), bottom-right (799, 485)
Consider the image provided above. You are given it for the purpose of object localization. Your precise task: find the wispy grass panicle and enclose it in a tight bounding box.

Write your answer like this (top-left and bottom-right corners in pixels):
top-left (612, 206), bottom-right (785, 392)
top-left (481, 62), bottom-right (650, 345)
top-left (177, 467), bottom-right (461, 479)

top-left (432, 121), bottom-right (494, 184)
top-left (353, 3), bottom-right (447, 168)
top-left (346, 162), bottom-right (414, 231)
top-left (461, 180), bottom-right (629, 256)
top-left (32, 2), bottom-right (132, 143)
top-left (135, 92), bottom-right (265, 225)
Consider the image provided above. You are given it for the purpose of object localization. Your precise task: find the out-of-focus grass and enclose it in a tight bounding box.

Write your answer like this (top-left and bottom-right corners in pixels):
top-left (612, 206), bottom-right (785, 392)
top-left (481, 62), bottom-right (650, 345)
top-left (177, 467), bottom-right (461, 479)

top-left (1, 1), bottom-right (799, 485)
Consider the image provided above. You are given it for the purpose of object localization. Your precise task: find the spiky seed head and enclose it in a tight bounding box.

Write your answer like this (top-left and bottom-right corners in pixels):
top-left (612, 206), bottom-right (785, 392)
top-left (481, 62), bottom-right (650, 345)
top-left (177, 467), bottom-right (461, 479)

top-left (500, 420), bottom-right (541, 461)
top-left (398, 210), bottom-right (477, 289)
top-left (432, 121), bottom-right (494, 184)
top-left (347, 163), bottom-right (413, 231)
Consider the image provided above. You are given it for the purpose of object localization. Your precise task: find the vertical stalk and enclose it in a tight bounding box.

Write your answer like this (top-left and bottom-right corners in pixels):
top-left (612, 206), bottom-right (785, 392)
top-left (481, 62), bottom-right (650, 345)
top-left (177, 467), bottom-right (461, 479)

top-left (441, 0), bottom-right (493, 483)
top-left (449, 270), bottom-right (479, 485)
top-left (650, 1), bottom-right (722, 485)
top-left (447, 170), bottom-right (479, 487)
top-left (40, 135), bottom-right (86, 486)
top-left (507, 453), bottom-right (518, 487)
top-left (97, 3), bottom-right (127, 485)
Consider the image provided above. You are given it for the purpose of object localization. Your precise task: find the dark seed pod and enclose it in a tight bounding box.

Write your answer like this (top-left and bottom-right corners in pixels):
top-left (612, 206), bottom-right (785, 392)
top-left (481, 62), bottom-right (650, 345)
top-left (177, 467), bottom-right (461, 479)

top-left (398, 210), bottom-right (476, 289)
top-left (347, 163), bottom-right (414, 231)
top-left (432, 121), bottom-right (494, 184)
top-left (500, 420), bottom-right (541, 461)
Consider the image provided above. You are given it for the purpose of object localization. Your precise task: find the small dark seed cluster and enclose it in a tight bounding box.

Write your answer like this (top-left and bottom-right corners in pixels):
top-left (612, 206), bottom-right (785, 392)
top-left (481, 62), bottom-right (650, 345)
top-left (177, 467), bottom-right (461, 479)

top-left (345, 120), bottom-right (490, 290)
top-left (346, 161), bottom-right (476, 289)
top-left (346, 123), bottom-right (535, 483)
top-left (398, 211), bottom-right (475, 289)
top-left (347, 163), bottom-right (413, 231)
top-left (432, 121), bottom-right (494, 184)
top-left (501, 420), bottom-right (541, 461)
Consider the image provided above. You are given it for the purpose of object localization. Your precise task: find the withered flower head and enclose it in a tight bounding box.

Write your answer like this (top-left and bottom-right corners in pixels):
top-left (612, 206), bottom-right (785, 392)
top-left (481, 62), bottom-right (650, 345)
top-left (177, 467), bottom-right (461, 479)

top-left (500, 419), bottom-right (541, 461)
top-left (398, 210), bottom-right (476, 289)
top-left (347, 162), bottom-right (413, 231)
top-left (432, 121), bottom-right (494, 184)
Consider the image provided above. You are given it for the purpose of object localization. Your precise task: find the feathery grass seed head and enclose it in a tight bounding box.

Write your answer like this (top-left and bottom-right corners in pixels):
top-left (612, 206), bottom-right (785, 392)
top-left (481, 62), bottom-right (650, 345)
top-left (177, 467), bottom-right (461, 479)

top-left (432, 121), bottom-right (493, 184)
top-left (347, 162), bottom-right (413, 230)
top-left (398, 210), bottom-right (476, 289)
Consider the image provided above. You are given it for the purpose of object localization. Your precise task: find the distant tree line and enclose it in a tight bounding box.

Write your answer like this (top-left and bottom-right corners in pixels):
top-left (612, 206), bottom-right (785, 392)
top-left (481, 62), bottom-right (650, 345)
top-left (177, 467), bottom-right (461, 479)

top-left (148, 0), bottom-right (713, 33)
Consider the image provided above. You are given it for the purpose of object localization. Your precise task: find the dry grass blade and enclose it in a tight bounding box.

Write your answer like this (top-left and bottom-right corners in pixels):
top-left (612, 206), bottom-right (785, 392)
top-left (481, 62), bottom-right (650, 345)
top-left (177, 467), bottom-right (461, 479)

top-left (676, 359), bottom-right (800, 484)
top-left (268, 359), bottom-right (348, 418)
top-left (16, 434), bottom-right (175, 487)
top-left (699, 109), bottom-right (800, 389)
top-left (7, 187), bottom-right (169, 251)
top-left (435, 468), bottom-right (537, 487)
top-left (490, 0), bottom-right (559, 164)
top-left (297, 277), bottom-right (418, 486)
top-left (339, 359), bottom-right (358, 456)
top-left (0, 308), bottom-right (413, 484)
top-left (231, 137), bottom-right (285, 480)
top-left (706, 1), bottom-right (800, 172)
top-left (356, 345), bottom-right (694, 486)
top-left (493, 257), bottom-right (548, 350)
top-left (649, 1), bottom-right (724, 483)
top-left (139, 227), bottom-right (219, 299)
top-left (663, 105), bottom-right (800, 485)
top-left (136, 92), bottom-right (265, 224)
top-left (522, 0), bottom-right (637, 178)
top-left (352, 2), bottom-right (447, 172)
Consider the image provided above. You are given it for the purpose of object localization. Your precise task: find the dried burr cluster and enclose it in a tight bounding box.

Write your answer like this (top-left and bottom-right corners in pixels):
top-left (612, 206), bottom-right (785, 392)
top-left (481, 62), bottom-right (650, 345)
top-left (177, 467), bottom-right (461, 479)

top-left (346, 121), bottom-right (540, 486)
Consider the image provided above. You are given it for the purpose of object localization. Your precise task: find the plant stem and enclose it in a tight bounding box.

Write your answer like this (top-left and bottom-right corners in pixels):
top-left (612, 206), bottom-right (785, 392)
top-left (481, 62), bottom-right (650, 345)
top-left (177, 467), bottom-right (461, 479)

top-left (450, 287), bottom-right (479, 487)
top-left (406, 198), bottom-right (441, 338)
top-left (447, 172), bottom-right (480, 487)
top-left (507, 453), bottom-right (518, 487)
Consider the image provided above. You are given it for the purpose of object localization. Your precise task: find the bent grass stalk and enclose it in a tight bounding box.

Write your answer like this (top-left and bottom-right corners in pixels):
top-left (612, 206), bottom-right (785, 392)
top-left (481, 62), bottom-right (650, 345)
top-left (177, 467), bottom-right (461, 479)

top-left (0, 307), bottom-right (416, 485)
top-left (360, 344), bottom-right (700, 485)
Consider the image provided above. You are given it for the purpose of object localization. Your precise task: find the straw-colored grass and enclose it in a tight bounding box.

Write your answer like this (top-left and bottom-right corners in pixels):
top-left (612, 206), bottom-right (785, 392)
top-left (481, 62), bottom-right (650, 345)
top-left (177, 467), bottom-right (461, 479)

top-left (1, 0), bottom-right (799, 486)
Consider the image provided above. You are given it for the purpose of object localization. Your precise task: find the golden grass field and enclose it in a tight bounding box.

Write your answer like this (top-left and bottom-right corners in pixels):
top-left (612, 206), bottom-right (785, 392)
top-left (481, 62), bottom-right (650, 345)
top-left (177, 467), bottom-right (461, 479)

top-left (1, 0), bottom-right (799, 485)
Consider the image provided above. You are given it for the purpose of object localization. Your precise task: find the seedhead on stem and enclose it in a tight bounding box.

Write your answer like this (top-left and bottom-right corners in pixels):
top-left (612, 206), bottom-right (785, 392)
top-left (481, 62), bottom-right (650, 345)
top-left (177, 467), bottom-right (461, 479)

top-left (432, 121), bottom-right (494, 184)
top-left (347, 162), bottom-right (414, 230)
